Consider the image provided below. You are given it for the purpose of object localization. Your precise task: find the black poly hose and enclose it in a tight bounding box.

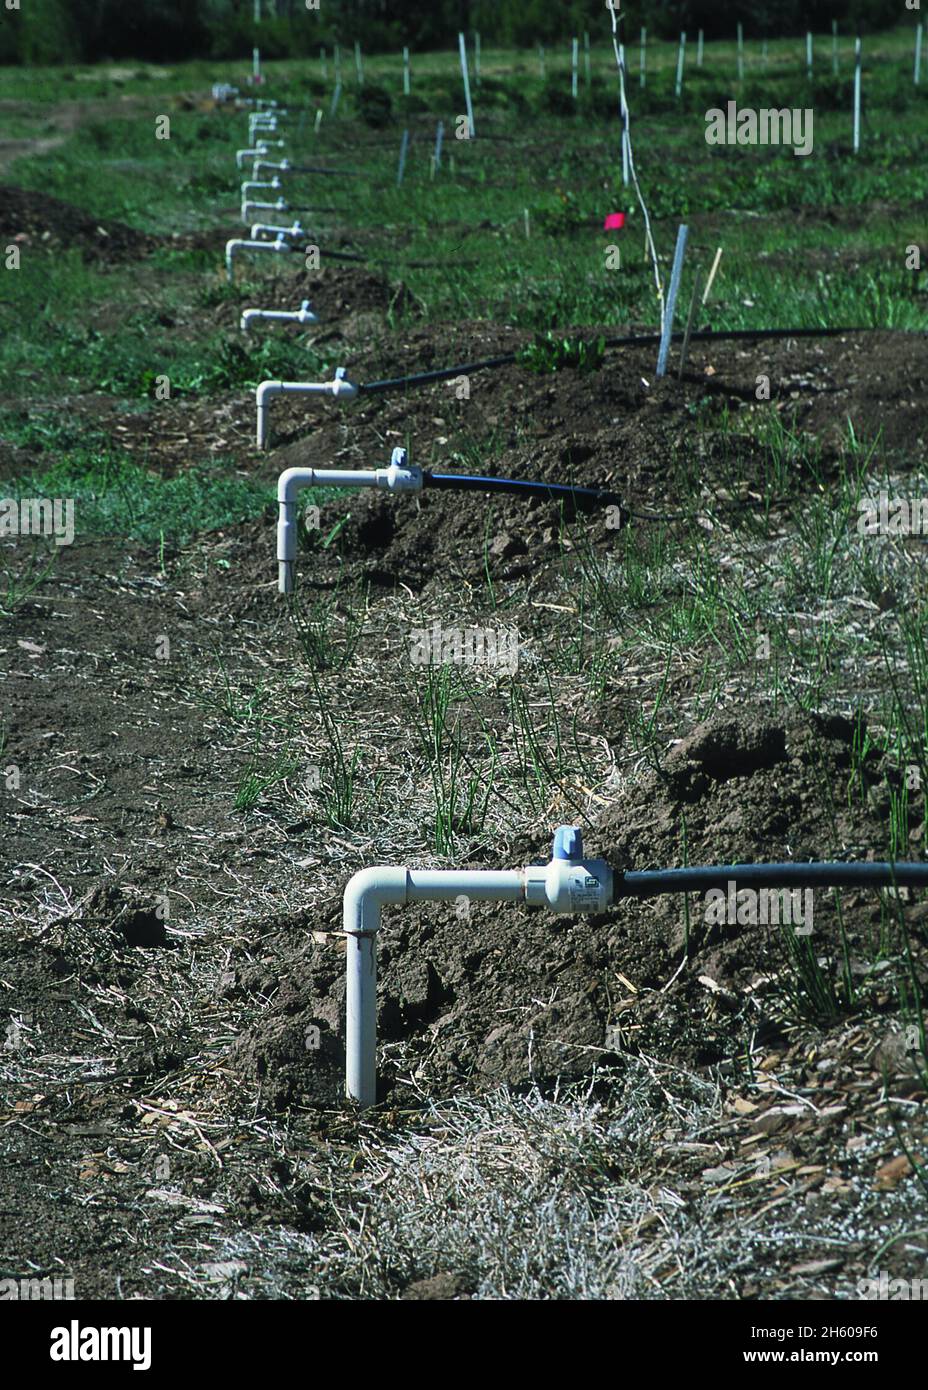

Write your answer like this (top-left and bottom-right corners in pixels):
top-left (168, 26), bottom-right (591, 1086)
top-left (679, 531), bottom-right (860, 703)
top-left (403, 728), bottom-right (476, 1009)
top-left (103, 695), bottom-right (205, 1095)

top-left (356, 325), bottom-right (908, 397)
top-left (424, 472), bottom-right (628, 516)
top-left (618, 860), bottom-right (928, 899)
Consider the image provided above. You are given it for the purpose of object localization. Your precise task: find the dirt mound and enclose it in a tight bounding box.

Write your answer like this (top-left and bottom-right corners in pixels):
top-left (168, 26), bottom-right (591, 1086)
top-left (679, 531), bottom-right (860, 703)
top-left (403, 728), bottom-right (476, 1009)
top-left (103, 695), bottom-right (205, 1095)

top-left (227, 706), bottom-right (927, 1110)
top-left (0, 184), bottom-right (157, 262)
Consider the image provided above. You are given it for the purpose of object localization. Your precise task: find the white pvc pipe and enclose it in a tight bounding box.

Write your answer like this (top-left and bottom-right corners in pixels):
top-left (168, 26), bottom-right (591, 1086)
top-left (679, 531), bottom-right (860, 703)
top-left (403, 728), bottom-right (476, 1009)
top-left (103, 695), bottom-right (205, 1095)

top-left (241, 298), bottom-right (318, 334)
top-left (225, 235), bottom-right (291, 282)
top-left (342, 827), bottom-right (613, 1107)
top-left (236, 142), bottom-right (285, 168)
top-left (252, 158), bottom-right (290, 177)
top-left (257, 367), bottom-right (359, 450)
top-left (276, 446), bottom-right (420, 591)
top-left (249, 220), bottom-right (305, 241)
top-left (241, 197), bottom-right (289, 222)
top-left (241, 177), bottom-right (282, 198)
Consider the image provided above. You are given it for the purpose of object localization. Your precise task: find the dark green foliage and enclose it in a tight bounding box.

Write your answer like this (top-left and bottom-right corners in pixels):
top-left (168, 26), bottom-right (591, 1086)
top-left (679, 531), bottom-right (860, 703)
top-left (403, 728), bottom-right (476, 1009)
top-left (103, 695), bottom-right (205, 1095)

top-left (519, 333), bottom-right (606, 375)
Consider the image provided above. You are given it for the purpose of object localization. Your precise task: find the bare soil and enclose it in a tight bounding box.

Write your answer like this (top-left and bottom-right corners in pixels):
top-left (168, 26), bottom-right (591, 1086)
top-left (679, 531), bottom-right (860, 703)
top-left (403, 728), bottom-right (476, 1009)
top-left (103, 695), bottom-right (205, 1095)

top-left (1, 184), bottom-right (927, 1300)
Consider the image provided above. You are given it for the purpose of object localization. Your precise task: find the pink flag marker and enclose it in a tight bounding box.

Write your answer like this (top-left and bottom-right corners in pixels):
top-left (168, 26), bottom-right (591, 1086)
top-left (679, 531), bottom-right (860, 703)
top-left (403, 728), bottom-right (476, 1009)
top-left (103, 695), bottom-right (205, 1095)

top-left (604, 212), bottom-right (626, 231)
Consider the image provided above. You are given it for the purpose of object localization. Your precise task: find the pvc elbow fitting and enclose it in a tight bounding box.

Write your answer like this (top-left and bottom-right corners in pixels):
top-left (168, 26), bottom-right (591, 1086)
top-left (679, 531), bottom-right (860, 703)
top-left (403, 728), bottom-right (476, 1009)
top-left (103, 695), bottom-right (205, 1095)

top-left (275, 448), bottom-right (421, 591)
top-left (252, 159), bottom-right (290, 177)
top-left (240, 178), bottom-right (281, 198)
top-left (257, 369), bottom-right (358, 450)
top-left (225, 236), bottom-right (289, 283)
top-left (236, 145), bottom-right (268, 168)
top-left (341, 826), bottom-right (613, 1107)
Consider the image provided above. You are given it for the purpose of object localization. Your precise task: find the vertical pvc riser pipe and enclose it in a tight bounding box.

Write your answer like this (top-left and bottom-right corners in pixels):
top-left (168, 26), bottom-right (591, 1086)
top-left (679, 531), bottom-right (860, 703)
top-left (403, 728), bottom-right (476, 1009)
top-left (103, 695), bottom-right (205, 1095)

top-left (344, 868), bottom-right (407, 1108)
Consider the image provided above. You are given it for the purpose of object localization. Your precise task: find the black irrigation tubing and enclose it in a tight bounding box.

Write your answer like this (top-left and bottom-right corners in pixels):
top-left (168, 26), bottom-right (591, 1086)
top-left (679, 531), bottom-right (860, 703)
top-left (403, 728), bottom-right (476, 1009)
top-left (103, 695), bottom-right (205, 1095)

top-left (618, 860), bottom-right (928, 898)
top-left (284, 165), bottom-right (365, 175)
top-left (423, 472), bottom-right (628, 516)
top-left (357, 325), bottom-right (914, 396)
top-left (309, 246), bottom-right (481, 269)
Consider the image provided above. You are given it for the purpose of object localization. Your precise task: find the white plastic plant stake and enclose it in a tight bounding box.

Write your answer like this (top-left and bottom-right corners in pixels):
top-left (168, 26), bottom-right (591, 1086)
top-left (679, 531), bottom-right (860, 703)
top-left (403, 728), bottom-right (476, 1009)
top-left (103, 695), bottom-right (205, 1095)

top-left (458, 31), bottom-right (475, 137)
top-left (656, 224), bottom-right (689, 377)
top-left (342, 826), bottom-right (613, 1107)
top-left (277, 446), bottom-right (419, 591)
top-left (225, 234), bottom-right (291, 282)
top-left (675, 31), bottom-right (686, 97)
top-left (853, 37), bottom-right (862, 153)
top-left (916, 23), bottom-right (923, 86)
top-left (241, 299), bottom-right (318, 335)
top-left (257, 366), bottom-right (358, 451)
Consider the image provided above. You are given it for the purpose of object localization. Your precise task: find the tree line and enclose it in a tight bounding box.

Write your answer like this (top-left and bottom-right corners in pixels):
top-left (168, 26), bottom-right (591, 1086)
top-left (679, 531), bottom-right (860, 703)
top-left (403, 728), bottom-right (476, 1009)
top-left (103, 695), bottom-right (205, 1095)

top-left (0, 0), bottom-right (907, 66)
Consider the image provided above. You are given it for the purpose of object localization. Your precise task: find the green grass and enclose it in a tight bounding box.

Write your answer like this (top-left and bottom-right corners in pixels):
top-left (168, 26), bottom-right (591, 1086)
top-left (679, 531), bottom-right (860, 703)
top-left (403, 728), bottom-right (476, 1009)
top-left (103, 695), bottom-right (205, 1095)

top-left (0, 416), bottom-right (275, 543)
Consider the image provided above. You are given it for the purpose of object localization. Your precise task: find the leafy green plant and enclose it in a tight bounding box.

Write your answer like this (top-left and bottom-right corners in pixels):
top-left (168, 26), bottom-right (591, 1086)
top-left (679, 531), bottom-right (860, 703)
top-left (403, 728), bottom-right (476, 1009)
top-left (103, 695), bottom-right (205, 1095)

top-left (518, 332), bottom-right (605, 375)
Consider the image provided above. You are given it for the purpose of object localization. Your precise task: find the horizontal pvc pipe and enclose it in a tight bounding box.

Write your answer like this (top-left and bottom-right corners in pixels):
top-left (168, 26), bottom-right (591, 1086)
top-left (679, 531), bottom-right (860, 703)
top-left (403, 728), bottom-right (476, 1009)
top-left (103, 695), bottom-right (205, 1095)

top-left (343, 827), bottom-right (611, 1106)
top-left (257, 368), bottom-right (359, 450)
top-left (619, 861), bottom-right (928, 898)
top-left (241, 299), bottom-right (318, 334)
top-left (241, 198), bottom-right (289, 222)
top-left (250, 220), bottom-right (306, 241)
top-left (277, 446), bottom-right (421, 591)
